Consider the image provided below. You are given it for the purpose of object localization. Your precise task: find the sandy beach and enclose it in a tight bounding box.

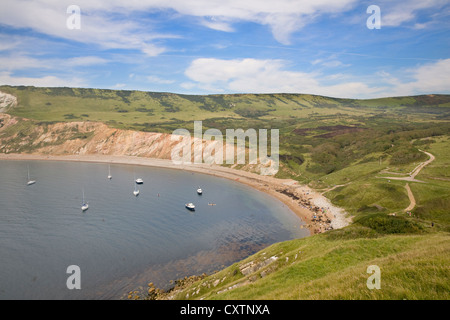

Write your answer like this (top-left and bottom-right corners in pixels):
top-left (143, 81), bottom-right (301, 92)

top-left (0, 153), bottom-right (351, 235)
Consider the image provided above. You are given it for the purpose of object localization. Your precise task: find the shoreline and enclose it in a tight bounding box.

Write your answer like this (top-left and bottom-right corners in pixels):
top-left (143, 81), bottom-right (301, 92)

top-left (0, 153), bottom-right (350, 235)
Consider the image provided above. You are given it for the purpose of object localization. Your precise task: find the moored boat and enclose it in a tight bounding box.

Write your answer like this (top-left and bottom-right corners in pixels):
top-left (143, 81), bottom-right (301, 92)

top-left (185, 203), bottom-right (195, 211)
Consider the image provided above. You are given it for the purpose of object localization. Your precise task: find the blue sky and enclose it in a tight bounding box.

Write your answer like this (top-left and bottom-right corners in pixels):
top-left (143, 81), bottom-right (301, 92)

top-left (0, 0), bottom-right (449, 99)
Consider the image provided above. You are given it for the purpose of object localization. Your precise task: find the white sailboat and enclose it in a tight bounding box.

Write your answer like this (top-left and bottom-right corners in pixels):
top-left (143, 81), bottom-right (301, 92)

top-left (197, 187), bottom-right (202, 195)
top-left (27, 165), bottom-right (36, 186)
top-left (81, 189), bottom-right (89, 211)
top-left (107, 164), bottom-right (112, 180)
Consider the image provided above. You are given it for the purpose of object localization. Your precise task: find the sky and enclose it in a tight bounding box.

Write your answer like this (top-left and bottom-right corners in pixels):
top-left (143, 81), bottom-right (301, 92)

top-left (0, 0), bottom-right (449, 99)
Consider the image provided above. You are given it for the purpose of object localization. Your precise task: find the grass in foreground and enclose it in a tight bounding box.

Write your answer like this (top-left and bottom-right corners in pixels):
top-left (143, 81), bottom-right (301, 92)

top-left (161, 223), bottom-right (449, 300)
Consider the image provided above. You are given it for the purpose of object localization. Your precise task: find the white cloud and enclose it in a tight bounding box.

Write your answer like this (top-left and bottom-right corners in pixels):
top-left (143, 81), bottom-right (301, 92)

top-left (0, 0), bottom-right (360, 48)
top-left (321, 60), bottom-right (348, 68)
top-left (0, 71), bottom-right (86, 88)
top-left (1, 0), bottom-right (446, 51)
top-left (311, 58), bottom-right (350, 68)
top-left (0, 56), bottom-right (47, 71)
top-left (380, 0), bottom-right (448, 27)
top-left (311, 59), bottom-right (323, 65)
top-left (141, 44), bottom-right (167, 57)
top-left (184, 58), bottom-right (379, 98)
top-left (0, 55), bottom-right (109, 71)
top-left (201, 17), bottom-right (234, 32)
top-left (413, 23), bottom-right (428, 29)
top-left (0, 0), bottom-right (170, 57)
top-left (180, 82), bottom-right (196, 90)
top-left (0, 35), bottom-right (21, 52)
top-left (0, 54), bottom-right (107, 89)
top-left (147, 75), bottom-right (175, 84)
top-left (65, 56), bottom-right (109, 67)
top-left (184, 57), bottom-right (450, 98)
top-left (381, 59), bottom-right (450, 96)
top-left (162, 0), bottom-right (359, 44)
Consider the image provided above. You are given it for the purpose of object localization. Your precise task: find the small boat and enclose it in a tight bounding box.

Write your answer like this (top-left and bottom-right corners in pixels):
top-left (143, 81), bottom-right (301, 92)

top-left (27, 165), bottom-right (36, 186)
top-left (107, 164), bottom-right (112, 180)
top-left (81, 189), bottom-right (89, 212)
top-left (197, 188), bottom-right (202, 195)
top-left (185, 203), bottom-right (195, 211)
top-left (135, 178), bottom-right (144, 184)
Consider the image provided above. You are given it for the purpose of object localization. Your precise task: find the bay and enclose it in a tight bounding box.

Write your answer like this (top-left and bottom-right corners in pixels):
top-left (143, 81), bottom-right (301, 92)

top-left (0, 160), bottom-right (308, 299)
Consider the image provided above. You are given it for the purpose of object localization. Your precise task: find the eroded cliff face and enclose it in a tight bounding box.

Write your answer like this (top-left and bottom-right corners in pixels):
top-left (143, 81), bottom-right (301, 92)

top-left (0, 113), bottom-right (183, 159)
top-left (0, 112), bottom-right (277, 174)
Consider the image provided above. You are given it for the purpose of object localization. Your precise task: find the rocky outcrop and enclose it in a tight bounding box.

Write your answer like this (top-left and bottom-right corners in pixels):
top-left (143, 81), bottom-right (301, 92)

top-left (239, 255), bottom-right (278, 276)
top-left (0, 91), bottom-right (17, 112)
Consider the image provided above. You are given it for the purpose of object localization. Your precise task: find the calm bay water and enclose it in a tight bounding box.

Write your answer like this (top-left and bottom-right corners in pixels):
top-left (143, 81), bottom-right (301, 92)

top-left (0, 160), bottom-right (308, 300)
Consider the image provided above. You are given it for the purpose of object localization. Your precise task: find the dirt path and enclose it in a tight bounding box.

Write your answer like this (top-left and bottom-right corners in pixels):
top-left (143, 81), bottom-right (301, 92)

top-left (321, 182), bottom-right (351, 194)
top-left (377, 149), bottom-right (435, 213)
top-left (409, 150), bottom-right (435, 179)
top-left (404, 183), bottom-right (416, 212)
top-left (401, 150), bottom-right (435, 212)
top-left (379, 149), bottom-right (435, 182)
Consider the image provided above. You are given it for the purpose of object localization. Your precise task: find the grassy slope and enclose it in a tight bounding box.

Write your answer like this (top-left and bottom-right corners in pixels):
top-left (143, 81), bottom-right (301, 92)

top-left (1, 86), bottom-right (449, 299)
top-left (2, 86), bottom-right (449, 132)
top-left (410, 136), bottom-right (450, 228)
top-left (188, 231), bottom-right (450, 300)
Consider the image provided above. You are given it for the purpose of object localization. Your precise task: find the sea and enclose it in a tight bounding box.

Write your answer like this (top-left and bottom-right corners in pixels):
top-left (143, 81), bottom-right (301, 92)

top-left (0, 159), bottom-right (308, 299)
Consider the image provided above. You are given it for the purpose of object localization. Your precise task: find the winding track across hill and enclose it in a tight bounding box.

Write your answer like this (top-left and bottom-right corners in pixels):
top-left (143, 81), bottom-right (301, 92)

top-left (377, 149), bottom-right (435, 213)
top-left (409, 150), bottom-right (436, 179)
top-left (321, 150), bottom-right (435, 215)
top-left (380, 149), bottom-right (435, 183)
top-left (403, 150), bottom-right (434, 212)
top-left (386, 149), bottom-right (435, 212)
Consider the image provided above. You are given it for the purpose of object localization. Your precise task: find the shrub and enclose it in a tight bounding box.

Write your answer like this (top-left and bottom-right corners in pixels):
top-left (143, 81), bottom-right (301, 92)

top-left (325, 225), bottom-right (379, 240)
top-left (390, 146), bottom-right (428, 165)
top-left (355, 213), bottom-right (424, 234)
top-left (63, 113), bottom-right (79, 119)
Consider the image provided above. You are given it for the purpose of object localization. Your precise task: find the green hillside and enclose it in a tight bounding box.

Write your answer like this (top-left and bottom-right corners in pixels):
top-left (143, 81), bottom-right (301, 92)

top-left (1, 85), bottom-right (449, 300)
top-left (1, 85), bottom-right (449, 133)
top-left (162, 228), bottom-right (449, 300)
